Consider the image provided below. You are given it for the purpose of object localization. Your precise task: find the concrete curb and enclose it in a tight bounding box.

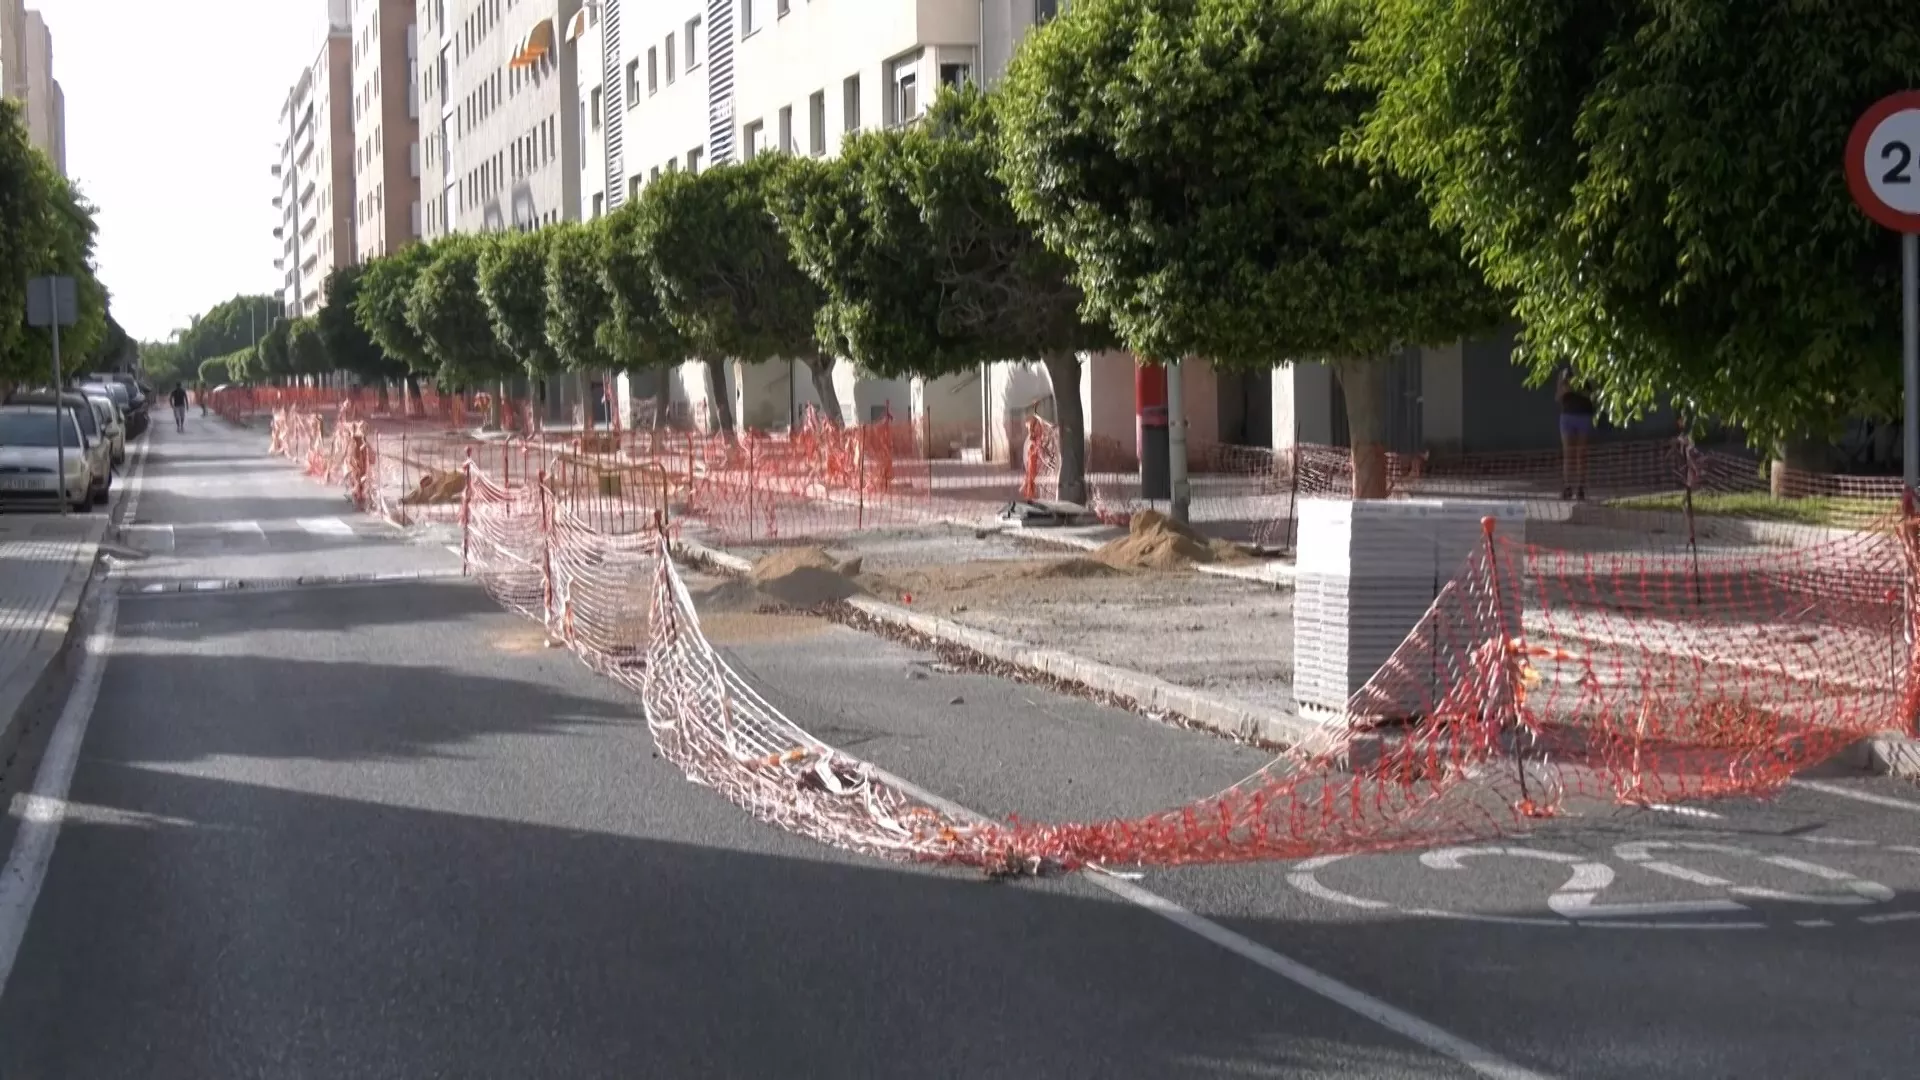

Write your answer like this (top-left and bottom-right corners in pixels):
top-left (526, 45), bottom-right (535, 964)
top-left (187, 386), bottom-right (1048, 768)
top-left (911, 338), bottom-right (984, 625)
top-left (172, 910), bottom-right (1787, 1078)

top-left (120, 567), bottom-right (469, 596)
top-left (669, 535), bottom-right (1330, 750)
top-left (1862, 734), bottom-right (1920, 779)
top-left (1566, 503), bottom-right (1866, 547)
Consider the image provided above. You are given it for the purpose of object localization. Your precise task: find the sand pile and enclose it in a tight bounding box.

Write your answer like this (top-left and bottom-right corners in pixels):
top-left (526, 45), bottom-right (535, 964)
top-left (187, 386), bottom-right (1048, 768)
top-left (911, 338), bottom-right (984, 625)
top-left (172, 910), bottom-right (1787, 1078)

top-left (1094, 509), bottom-right (1251, 571)
top-left (401, 469), bottom-right (467, 505)
top-left (1014, 557), bottom-right (1122, 580)
top-left (696, 546), bottom-right (869, 612)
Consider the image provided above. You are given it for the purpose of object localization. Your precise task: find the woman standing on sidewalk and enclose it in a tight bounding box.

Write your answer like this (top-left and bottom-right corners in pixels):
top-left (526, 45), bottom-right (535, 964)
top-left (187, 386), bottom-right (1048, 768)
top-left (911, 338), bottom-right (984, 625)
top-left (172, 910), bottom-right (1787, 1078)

top-left (1557, 369), bottom-right (1597, 500)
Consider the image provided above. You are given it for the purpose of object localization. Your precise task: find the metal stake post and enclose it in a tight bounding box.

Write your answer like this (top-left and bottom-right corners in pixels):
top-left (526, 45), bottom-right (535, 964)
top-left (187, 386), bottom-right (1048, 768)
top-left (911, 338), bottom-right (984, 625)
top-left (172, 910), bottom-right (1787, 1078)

top-left (1168, 358), bottom-right (1190, 524)
top-left (1904, 233), bottom-right (1918, 493)
top-left (51, 317), bottom-right (64, 516)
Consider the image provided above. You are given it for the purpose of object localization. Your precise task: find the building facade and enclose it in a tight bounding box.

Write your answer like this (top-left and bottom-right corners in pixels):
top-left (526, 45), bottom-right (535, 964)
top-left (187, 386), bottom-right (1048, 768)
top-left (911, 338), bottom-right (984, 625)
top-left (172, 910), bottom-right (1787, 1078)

top-left (0, 2), bottom-right (66, 174)
top-left (274, 8), bottom-right (356, 319)
top-left (19, 11), bottom-right (61, 174)
top-left (350, 0), bottom-right (424, 262)
top-left (418, 0), bottom-right (583, 240)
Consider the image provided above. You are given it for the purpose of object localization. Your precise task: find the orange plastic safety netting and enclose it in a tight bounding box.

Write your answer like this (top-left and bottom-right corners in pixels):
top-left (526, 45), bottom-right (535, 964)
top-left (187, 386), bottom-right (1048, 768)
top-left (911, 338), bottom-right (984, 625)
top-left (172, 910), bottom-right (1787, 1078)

top-left (460, 462), bottom-right (1917, 872)
top-left (262, 407), bottom-right (1919, 872)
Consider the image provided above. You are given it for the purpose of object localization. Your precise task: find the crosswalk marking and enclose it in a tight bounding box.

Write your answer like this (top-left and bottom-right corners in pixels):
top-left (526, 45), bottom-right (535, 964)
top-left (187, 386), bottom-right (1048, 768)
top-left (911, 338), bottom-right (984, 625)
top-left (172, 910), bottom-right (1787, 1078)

top-left (296, 517), bottom-right (355, 537)
top-left (216, 520), bottom-right (266, 539)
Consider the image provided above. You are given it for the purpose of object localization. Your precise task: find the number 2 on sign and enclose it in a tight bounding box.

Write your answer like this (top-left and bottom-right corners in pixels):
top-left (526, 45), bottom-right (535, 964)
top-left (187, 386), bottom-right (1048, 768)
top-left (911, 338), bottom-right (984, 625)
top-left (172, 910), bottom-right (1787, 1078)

top-left (1886, 140), bottom-right (1914, 185)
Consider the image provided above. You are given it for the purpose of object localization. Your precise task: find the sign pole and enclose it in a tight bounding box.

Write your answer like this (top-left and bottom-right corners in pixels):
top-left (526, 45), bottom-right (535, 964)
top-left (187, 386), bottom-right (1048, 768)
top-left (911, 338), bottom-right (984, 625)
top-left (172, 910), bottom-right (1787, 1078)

top-left (50, 317), bottom-right (64, 517)
top-left (1906, 232), bottom-right (1919, 493)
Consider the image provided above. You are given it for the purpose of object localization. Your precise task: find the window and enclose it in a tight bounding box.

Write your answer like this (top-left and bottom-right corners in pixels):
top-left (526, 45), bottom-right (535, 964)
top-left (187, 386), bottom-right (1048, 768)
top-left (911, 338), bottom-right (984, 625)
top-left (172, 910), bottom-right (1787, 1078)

top-left (686, 16), bottom-right (702, 68)
top-left (688, 146), bottom-right (703, 173)
top-left (740, 0), bottom-right (758, 36)
top-left (632, 175), bottom-right (645, 199)
top-left (892, 71), bottom-right (916, 126)
top-left (592, 192), bottom-right (605, 219)
top-left (777, 0), bottom-right (789, 15)
top-left (647, 47), bottom-right (658, 94)
top-left (589, 85), bottom-right (603, 131)
top-left (808, 90), bottom-right (825, 155)
top-left (777, 105), bottom-right (792, 155)
top-left (1034, 0), bottom-right (1059, 23)
top-left (842, 74), bottom-right (860, 132)
top-left (940, 62), bottom-right (972, 89)
top-left (741, 119), bottom-right (764, 161)
top-left (626, 58), bottom-right (640, 103)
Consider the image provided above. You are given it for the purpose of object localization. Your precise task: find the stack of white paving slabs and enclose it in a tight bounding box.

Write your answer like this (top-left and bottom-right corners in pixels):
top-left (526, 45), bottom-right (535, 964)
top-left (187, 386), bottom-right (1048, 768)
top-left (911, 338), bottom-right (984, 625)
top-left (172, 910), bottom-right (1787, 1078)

top-left (1293, 498), bottom-right (1527, 717)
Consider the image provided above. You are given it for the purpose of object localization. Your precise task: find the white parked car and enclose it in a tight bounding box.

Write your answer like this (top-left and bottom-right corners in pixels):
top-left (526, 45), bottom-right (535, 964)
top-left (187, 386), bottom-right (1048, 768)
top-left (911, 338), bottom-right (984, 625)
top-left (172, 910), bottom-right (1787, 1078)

top-left (81, 391), bottom-right (126, 465)
top-left (5, 390), bottom-right (112, 505)
top-left (0, 405), bottom-right (94, 512)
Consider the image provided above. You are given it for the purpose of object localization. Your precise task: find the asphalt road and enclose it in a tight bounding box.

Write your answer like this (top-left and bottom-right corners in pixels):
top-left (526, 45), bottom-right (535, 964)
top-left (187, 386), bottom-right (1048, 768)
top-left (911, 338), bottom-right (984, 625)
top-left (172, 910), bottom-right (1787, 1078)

top-left (0, 415), bottom-right (1917, 1078)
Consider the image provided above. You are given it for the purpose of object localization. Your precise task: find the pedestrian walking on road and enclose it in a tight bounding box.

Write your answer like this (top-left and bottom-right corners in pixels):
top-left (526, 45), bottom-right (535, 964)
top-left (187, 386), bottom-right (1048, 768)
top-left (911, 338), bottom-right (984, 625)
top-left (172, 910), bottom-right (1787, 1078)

top-left (169, 383), bottom-right (189, 433)
top-left (1556, 368), bottom-right (1596, 501)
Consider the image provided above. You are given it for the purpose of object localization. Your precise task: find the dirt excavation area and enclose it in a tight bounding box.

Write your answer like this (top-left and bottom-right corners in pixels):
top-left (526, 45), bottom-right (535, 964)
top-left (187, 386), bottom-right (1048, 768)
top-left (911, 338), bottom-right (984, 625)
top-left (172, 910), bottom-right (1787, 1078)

top-left (711, 513), bottom-right (1298, 715)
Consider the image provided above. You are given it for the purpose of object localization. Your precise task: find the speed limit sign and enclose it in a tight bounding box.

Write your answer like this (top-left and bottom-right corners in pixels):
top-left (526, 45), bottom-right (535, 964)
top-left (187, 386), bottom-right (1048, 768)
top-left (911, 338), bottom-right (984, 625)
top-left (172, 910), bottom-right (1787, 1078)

top-left (1847, 91), bottom-right (1920, 495)
top-left (1848, 91), bottom-right (1920, 233)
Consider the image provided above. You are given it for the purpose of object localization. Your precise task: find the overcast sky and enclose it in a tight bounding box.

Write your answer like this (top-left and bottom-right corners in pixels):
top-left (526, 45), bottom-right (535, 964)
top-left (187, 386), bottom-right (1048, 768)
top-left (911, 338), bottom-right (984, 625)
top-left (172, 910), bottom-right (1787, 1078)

top-left (34, 0), bottom-right (332, 341)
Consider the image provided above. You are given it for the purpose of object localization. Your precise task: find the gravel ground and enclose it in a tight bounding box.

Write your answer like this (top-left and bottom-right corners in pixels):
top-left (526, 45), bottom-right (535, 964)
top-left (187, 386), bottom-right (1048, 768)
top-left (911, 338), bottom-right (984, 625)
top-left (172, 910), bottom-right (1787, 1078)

top-left (723, 524), bottom-right (1301, 714)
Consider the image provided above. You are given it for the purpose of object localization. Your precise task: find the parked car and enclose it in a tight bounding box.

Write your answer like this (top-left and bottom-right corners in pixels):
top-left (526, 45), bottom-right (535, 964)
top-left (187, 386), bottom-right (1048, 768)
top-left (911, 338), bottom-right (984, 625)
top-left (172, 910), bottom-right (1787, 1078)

top-left (89, 372), bottom-right (148, 436)
top-left (81, 390), bottom-right (126, 465)
top-left (5, 390), bottom-right (113, 504)
top-left (78, 378), bottom-right (133, 422)
top-left (0, 405), bottom-right (94, 512)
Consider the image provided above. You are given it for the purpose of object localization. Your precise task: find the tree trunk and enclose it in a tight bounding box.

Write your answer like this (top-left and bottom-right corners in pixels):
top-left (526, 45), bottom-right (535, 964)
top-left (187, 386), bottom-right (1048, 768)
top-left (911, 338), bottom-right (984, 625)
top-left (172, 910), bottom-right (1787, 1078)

top-left (404, 374), bottom-right (422, 417)
top-left (1770, 434), bottom-right (1828, 498)
top-left (1041, 352), bottom-right (1088, 507)
top-left (1336, 357), bottom-right (1393, 500)
top-left (702, 356), bottom-right (736, 438)
top-left (805, 355), bottom-right (844, 427)
top-left (490, 379), bottom-right (507, 432)
top-left (652, 364), bottom-right (672, 429)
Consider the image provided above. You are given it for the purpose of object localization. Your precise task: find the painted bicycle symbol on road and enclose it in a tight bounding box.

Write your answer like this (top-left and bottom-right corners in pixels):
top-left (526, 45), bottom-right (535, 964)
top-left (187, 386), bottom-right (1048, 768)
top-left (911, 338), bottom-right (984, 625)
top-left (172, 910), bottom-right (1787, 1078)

top-left (1288, 834), bottom-right (1920, 930)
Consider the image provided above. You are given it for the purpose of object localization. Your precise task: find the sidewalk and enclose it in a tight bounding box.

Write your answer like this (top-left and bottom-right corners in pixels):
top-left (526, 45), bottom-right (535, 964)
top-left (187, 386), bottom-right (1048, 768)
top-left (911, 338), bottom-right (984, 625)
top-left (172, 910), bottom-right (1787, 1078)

top-left (0, 511), bottom-right (108, 757)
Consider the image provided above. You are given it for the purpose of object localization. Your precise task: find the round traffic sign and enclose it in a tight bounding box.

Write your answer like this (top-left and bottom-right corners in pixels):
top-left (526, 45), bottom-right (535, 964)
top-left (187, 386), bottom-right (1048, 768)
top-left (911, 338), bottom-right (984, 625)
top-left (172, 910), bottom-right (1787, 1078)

top-left (1847, 90), bottom-right (1920, 233)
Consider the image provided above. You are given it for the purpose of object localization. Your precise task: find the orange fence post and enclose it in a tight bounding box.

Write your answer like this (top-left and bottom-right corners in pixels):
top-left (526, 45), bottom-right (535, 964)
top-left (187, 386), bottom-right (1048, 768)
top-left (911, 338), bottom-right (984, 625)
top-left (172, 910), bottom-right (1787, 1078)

top-left (459, 447), bottom-right (474, 574)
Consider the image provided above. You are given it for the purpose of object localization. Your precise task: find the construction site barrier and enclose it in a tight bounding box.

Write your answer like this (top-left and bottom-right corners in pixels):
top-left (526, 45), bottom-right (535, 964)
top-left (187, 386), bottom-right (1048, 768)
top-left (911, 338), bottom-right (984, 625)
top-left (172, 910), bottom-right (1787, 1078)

top-left (251, 404), bottom-right (1920, 873)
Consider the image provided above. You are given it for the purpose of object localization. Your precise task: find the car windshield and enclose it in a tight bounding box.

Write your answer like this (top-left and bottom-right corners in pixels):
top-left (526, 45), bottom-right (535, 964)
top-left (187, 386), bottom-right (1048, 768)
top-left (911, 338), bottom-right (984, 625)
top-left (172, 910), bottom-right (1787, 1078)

top-left (65, 402), bottom-right (98, 438)
top-left (0, 411), bottom-right (82, 448)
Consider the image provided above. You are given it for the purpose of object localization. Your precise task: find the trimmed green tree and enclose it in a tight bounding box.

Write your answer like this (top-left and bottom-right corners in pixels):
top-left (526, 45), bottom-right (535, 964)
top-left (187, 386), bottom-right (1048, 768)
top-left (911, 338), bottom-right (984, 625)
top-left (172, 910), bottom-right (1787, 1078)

top-left (1347, 0), bottom-right (1920, 460)
top-left (477, 227), bottom-right (562, 376)
top-left (632, 158), bottom-right (845, 429)
top-left (774, 85), bottom-right (1116, 503)
top-left (321, 263), bottom-right (416, 409)
top-left (597, 203), bottom-right (701, 430)
top-left (256, 317), bottom-right (292, 382)
top-left (996, 0), bottom-right (1503, 498)
top-left (197, 354), bottom-right (229, 386)
top-left (287, 316), bottom-right (329, 378)
top-left (406, 234), bottom-right (519, 428)
top-left (354, 241), bottom-right (439, 382)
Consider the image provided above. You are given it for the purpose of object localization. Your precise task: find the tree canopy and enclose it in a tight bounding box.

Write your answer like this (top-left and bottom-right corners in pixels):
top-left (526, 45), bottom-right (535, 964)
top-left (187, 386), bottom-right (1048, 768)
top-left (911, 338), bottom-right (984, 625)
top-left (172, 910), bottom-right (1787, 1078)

top-left (407, 234), bottom-right (521, 386)
top-left (633, 158), bottom-right (844, 421)
top-left (320, 264), bottom-right (408, 384)
top-left (1347, 0), bottom-right (1920, 447)
top-left (543, 221), bottom-right (620, 373)
top-left (996, 0), bottom-right (1503, 495)
top-left (286, 316), bottom-right (329, 376)
top-left (772, 84), bottom-right (1112, 501)
top-left (354, 240), bottom-right (439, 377)
top-left (477, 228), bottom-right (563, 376)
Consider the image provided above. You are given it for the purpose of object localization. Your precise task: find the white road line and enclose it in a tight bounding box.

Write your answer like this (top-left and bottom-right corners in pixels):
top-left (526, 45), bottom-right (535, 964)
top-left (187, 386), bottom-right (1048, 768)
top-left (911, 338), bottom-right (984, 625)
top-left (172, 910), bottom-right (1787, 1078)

top-left (861, 770), bottom-right (1552, 1080)
top-left (0, 591), bottom-right (118, 999)
top-left (217, 520), bottom-right (266, 540)
top-left (1859, 911), bottom-right (1920, 925)
top-left (296, 517), bottom-right (355, 537)
top-left (1791, 779), bottom-right (1920, 814)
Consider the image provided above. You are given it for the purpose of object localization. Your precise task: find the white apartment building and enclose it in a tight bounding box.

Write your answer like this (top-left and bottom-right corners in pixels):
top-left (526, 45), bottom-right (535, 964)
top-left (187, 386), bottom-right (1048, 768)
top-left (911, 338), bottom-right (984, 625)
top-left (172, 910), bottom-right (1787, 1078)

top-left (350, 0), bottom-right (424, 262)
top-left (418, 0), bottom-right (584, 240)
top-left (1, 2), bottom-right (67, 175)
top-left (19, 11), bottom-right (61, 175)
top-left (274, 6), bottom-right (357, 319)
top-left (573, 0), bottom-right (1065, 435)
